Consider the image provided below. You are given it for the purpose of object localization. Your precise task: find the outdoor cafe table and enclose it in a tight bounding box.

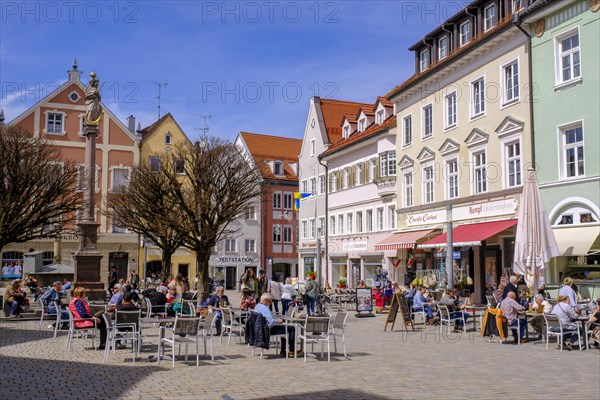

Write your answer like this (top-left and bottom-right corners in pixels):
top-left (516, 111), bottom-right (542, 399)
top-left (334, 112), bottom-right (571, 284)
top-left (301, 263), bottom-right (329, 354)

top-left (463, 304), bottom-right (488, 332)
top-left (576, 315), bottom-right (590, 350)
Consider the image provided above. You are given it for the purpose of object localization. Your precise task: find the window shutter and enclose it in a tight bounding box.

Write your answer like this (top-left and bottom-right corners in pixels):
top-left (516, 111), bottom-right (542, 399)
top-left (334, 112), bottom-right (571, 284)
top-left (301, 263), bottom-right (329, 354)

top-left (375, 157), bottom-right (381, 180)
top-left (362, 161), bottom-right (368, 184)
top-left (349, 166), bottom-right (355, 188)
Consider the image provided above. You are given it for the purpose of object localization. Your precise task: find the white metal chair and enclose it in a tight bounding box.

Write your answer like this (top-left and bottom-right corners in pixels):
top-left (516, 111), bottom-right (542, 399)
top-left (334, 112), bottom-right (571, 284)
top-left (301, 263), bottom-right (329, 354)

top-left (201, 312), bottom-right (216, 361)
top-left (39, 299), bottom-right (63, 338)
top-left (158, 316), bottom-right (203, 367)
top-left (544, 314), bottom-right (582, 351)
top-left (65, 308), bottom-right (98, 351)
top-left (411, 305), bottom-right (427, 325)
top-left (330, 312), bottom-right (348, 357)
top-left (438, 305), bottom-right (466, 334)
top-left (144, 297), bottom-right (167, 318)
top-left (220, 307), bottom-right (244, 346)
top-left (298, 316), bottom-right (332, 362)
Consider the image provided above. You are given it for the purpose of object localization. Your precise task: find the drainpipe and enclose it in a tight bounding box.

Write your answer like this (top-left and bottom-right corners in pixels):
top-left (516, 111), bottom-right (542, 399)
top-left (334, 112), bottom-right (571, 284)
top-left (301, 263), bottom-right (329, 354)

top-left (317, 156), bottom-right (329, 286)
top-left (512, 12), bottom-right (536, 167)
top-left (466, 8), bottom-right (477, 37)
top-left (442, 24), bottom-right (453, 55)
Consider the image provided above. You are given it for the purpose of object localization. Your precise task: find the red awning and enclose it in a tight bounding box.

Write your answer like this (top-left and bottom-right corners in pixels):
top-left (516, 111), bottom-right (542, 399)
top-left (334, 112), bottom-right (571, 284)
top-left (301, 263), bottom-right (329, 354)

top-left (375, 229), bottom-right (436, 251)
top-left (418, 219), bottom-right (517, 249)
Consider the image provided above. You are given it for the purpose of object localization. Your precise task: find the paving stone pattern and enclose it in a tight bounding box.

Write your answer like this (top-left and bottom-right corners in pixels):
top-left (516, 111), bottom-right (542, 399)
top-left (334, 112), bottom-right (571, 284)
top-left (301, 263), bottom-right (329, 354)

top-left (1, 297), bottom-right (598, 400)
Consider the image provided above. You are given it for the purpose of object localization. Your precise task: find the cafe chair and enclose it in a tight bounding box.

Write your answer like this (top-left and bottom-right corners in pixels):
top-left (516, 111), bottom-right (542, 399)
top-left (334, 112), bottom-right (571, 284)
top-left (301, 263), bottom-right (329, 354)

top-left (411, 306), bottom-right (427, 325)
top-left (298, 316), bottom-right (332, 362)
top-left (438, 305), bottom-right (466, 335)
top-left (330, 312), bottom-right (348, 357)
top-left (201, 312), bottom-right (216, 361)
top-left (158, 316), bottom-right (203, 367)
top-left (143, 297), bottom-right (167, 318)
top-left (102, 310), bottom-right (141, 363)
top-left (39, 300), bottom-right (63, 338)
top-left (543, 314), bottom-right (582, 352)
top-left (65, 308), bottom-right (98, 351)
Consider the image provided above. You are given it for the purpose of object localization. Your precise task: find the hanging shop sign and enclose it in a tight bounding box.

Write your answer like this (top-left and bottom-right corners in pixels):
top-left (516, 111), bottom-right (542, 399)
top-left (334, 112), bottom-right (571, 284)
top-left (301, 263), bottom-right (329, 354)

top-left (406, 199), bottom-right (518, 227)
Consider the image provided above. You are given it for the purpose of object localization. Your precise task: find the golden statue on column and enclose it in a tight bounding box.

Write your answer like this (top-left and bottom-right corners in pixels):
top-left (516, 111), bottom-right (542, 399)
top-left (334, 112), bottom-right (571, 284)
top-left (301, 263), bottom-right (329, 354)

top-left (84, 71), bottom-right (103, 126)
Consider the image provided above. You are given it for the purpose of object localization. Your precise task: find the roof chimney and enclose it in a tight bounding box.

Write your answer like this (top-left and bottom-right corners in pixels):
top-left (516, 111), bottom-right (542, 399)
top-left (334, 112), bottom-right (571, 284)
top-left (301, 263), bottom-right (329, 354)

top-left (68, 57), bottom-right (82, 83)
top-left (126, 115), bottom-right (136, 133)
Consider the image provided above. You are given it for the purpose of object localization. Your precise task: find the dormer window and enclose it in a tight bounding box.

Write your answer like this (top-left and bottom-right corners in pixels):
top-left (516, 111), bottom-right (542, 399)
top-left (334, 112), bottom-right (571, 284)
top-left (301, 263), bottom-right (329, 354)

top-left (273, 161), bottom-right (284, 176)
top-left (419, 49), bottom-right (430, 71)
top-left (376, 110), bottom-right (384, 124)
top-left (165, 133), bottom-right (172, 145)
top-left (343, 125), bottom-right (349, 138)
top-left (358, 119), bottom-right (366, 132)
top-left (460, 21), bottom-right (471, 47)
top-left (438, 36), bottom-right (448, 59)
top-left (484, 4), bottom-right (496, 31)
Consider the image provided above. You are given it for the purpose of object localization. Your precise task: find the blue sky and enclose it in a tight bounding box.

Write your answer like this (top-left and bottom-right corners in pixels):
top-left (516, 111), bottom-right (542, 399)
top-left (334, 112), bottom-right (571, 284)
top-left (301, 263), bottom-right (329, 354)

top-left (1, 1), bottom-right (468, 141)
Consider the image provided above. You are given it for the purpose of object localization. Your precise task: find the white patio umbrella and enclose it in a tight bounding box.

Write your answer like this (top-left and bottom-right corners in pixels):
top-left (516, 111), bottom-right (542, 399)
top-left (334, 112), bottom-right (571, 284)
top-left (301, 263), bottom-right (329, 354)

top-left (514, 169), bottom-right (560, 290)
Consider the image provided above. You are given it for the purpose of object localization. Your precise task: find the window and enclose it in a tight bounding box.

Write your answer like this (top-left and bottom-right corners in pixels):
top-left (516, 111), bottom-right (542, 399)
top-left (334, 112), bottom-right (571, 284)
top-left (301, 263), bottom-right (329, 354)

top-left (284, 225), bottom-right (293, 242)
top-left (506, 141), bottom-right (522, 187)
top-left (556, 30), bottom-right (581, 85)
top-left (460, 21), bottom-right (470, 46)
top-left (149, 156), bottom-right (161, 172)
top-left (174, 158), bottom-right (185, 175)
top-left (244, 206), bottom-right (256, 220)
top-left (347, 213), bottom-right (353, 234)
top-left (423, 166), bottom-right (434, 203)
top-left (319, 174), bottom-right (326, 195)
top-left (330, 173), bottom-right (338, 193)
top-left (112, 221), bottom-right (127, 234)
top-left (446, 160), bottom-right (459, 199)
top-left (355, 164), bottom-right (363, 185)
top-left (484, 4), bottom-right (496, 31)
top-left (356, 211), bottom-right (363, 233)
top-left (342, 169), bottom-right (349, 189)
top-left (309, 219), bottom-right (316, 239)
top-left (403, 115), bottom-right (412, 146)
top-left (388, 205), bottom-right (396, 230)
top-left (377, 208), bottom-right (384, 231)
top-left (419, 49), bottom-right (430, 71)
top-left (403, 173), bottom-right (413, 207)
top-left (46, 112), bottom-right (63, 134)
top-left (423, 105), bottom-right (433, 138)
top-left (445, 92), bottom-right (457, 128)
top-left (165, 133), bottom-right (172, 145)
top-left (562, 124), bottom-right (584, 178)
top-left (283, 193), bottom-right (293, 209)
top-left (111, 168), bottom-right (129, 191)
top-left (274, 224), bottom-right (282, 242)
top-left (330, 216), bottom-right (336, 235)
top-left (376, 110), bottom-right (384, 124)
top-left (301, 179), bottom-right (308, 194)
top-left (318, 217), bottom-right (325, 237)
top-left (338, 215), bottom-right (344, 234)
top-left (245, 239), bottom-right (256, 252)
top-left (474, 152), bottom-right (487, 193)
top-left (369, 159), bottom-right (376, 181)
top-left (302, 220), bottom-right (308, 239)
top-left (438, 36), bottom-right (448, 59)
top-left (225, 239), bottom-right (236, 252)
top-left (273, 161), bottom-right (284, 176)
top-left (273, 192), bottom-right (282, 208)
top-left (358, 119), bottom-right (366, 132)
top-left (343, 126), bottom-right (349, 139)
top-left (472, 78), bottom-right (485, 117)
top-left (366, 210), bottom-right (373, 232)
top-left (379, 151), bottom-right (397, 177)
top-left (309, 177), bottom-right (317, 196)
top-left (310, 139), bottom-right (316, 157)
top-left (503, 60), bottom-right (519, 103)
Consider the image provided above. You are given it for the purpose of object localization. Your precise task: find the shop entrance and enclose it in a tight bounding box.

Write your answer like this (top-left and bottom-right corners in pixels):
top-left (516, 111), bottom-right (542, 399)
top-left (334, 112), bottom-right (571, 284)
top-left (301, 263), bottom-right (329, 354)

top-left (109, 252), bottom-right (128, 284)
top-left (225, 266), bottom-right (237, 290)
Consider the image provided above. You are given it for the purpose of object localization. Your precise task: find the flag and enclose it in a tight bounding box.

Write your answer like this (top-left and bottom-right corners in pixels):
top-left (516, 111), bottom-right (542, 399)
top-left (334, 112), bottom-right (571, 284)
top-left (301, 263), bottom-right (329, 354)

top-left (407, 254), bottom-right (415, 268)
top-left (393, 257), bottom-right (402, 268)
top-left (293, 192), bottom-right (311, 211)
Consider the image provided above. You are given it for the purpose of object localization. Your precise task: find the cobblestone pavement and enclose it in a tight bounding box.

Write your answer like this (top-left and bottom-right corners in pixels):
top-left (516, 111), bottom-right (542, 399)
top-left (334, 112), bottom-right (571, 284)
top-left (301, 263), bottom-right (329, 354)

top-left (1, 300), bottom-right (599, 400)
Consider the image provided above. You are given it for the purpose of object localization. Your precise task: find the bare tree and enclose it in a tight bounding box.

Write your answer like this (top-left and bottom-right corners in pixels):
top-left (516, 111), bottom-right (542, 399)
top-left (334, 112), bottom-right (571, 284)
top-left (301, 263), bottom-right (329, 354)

top-left (168, 137), bottom-right (263, 295)
top-left (0, 125), bottom-right (81, 254)
top-left (106, 159), bottom-right (185, 281)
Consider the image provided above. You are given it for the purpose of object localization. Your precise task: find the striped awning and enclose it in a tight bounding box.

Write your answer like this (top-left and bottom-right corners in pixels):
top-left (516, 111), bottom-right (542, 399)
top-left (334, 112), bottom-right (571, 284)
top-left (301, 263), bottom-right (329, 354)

top-left (374, 229), bottom-right (436, 251)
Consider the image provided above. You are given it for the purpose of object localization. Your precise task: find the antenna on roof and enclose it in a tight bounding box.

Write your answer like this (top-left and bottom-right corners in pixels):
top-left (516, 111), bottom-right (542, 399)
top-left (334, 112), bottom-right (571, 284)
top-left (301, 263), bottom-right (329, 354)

top-left (145, 81), bottom-right (168, 120)
top-left (193, 113), bottom-right (212, 135)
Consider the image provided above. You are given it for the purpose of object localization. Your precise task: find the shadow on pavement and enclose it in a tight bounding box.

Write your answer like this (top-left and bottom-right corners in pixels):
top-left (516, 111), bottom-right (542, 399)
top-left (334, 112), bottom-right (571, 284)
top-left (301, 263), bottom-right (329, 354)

top-left (241, 389), bottom-right (395, 400)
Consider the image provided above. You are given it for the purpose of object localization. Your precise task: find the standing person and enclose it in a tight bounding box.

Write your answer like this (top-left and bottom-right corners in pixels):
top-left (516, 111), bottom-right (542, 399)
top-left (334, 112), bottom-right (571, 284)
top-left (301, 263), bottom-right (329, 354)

top-left (107, 266), bottom-right (118, 298)
top-left (207, 286), bottom-right (229, 336)
top-left (130, 270), bottom-right (140, 289)
top-left (281, 278), bottom-right (296, 316)
top-left (502, 276), bottom-right (520, 301)
top-left (4, 279), bottom-right (27, 318)
top-left (256, 270), bottom-right (270, 301)
top-left (241, 268), bottom-right (258, 298)
top-left (62, 278), bottom-right (72, 293)
top-left (269, 277), bottom-right (282, 314)
top-left (305, 274), bottom-right (321, 316)
top-left (558, 277), bottom-right (579, 312)
top-left (68, 287), bottom-right (107, 350)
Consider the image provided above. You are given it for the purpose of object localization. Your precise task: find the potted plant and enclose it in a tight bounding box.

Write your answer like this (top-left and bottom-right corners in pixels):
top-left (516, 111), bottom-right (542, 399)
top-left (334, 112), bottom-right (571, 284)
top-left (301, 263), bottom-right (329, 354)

top-left (337, 279), bottom-right (347, 289)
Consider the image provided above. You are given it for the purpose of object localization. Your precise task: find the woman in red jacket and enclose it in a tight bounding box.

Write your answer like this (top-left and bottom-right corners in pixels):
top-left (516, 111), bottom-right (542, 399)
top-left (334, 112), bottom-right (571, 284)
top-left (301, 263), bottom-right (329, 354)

top-left (68, 287), bottom-right (107, 350)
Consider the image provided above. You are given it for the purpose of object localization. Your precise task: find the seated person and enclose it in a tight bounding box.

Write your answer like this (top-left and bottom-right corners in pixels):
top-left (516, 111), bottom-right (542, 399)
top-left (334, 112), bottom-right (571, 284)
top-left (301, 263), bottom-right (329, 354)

top-left (253, 293), bottom-right (297, 357)
top-left (26, 276), bottom-right (40, 302)
top-left (240, 288), bottom-right (256, 311)
top-left (529, 294), bottom-right (552, 335)
top-left (4, 279), bottom-right (27, 318)
top-left (62, 278), bottom-right (72, 294)
top-left (68, 287), bottom-right (107, 350)
top-left (412, 287), bottom-right (435, 325)
top-left (40, 281), bottom-right (68, 321)
top-left (552, 295), bottom-right (582, 350)
top-left (500, 292), bottom-right (527, 343)
top-left (108, 292), bottom-right (139, 349)
top-left (208, 286), bottom-right (229, 335)
top-left (152, 287), bottom-right (168, 307)
top-left (439, 289), bottom-right (470, 331)
top-left (589, 299), bottom-right (600, 348)
top-left (108, 284), bottom-right (124, 306)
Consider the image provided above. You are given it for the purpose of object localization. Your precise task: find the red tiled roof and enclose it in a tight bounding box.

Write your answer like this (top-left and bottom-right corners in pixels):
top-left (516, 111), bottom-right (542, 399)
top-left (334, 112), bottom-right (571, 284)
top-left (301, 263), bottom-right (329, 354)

top-left (375, 96), bottom-right (393, 108)
top-left (319, 99), bottom-right (371, 144)
top-left (321, 115), bottom-right (396, 158)
top-left (240, 132), bottom-right (302, 181)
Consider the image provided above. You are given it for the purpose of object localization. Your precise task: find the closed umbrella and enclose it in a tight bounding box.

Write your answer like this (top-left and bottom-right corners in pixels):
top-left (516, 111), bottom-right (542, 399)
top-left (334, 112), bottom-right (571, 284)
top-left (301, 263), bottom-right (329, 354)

top-left (514, 169), bottom-right (560, 291)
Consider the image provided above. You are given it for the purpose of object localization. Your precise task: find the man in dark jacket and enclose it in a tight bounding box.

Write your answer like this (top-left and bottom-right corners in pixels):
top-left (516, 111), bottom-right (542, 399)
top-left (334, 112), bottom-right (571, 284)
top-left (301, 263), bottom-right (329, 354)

top-left (252, 293), bottom-right (296, 357)
top-left (502, 276), bottom-right (520, 301)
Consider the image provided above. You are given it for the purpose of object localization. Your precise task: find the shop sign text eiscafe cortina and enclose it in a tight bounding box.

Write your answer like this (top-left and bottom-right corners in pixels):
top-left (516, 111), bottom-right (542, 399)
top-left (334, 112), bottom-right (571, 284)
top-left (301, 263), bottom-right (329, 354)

top-left (406, 199), bottom-right (518, 227)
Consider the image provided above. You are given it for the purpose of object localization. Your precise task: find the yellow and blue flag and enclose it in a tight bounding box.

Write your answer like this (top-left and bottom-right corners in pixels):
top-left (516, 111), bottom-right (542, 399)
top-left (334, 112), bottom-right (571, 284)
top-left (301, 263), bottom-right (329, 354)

top-left (293, 192), bottom-right (311, 211)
